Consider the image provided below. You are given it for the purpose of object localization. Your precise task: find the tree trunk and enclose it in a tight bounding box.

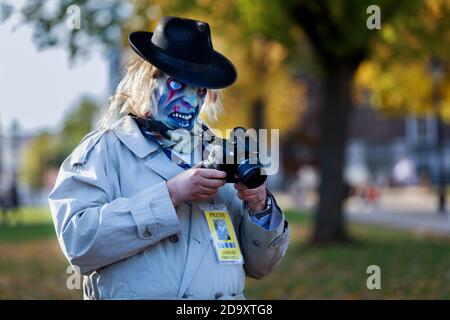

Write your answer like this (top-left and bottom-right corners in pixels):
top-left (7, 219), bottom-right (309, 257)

top-left (312, 60), bottom-right (358, 243)
top-left (252, 97), bottom-right (265, 130)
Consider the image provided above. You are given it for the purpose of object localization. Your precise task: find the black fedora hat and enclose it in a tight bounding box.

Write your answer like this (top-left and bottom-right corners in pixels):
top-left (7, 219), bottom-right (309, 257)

top-left (128, 16), bottom-right (237, 89)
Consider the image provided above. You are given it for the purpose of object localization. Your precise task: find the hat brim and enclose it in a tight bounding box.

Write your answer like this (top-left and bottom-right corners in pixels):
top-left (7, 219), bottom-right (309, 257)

top-left (129, 31), bottom-right (237, 89)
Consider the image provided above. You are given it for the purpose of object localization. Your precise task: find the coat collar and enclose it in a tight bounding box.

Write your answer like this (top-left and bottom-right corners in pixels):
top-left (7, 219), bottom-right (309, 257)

top-left (112, 115), bottom-right (159, 158)
top-left (112, 115), bottom-right (186, 180)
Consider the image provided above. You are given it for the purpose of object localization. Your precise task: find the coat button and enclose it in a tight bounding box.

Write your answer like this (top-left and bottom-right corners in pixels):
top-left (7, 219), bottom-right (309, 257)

top-left (169, 234), bottom-right (179, 243)
top-left (215, 292), bottom-right (223, 299)
top-left (143, 229), bottom-right (152, 238)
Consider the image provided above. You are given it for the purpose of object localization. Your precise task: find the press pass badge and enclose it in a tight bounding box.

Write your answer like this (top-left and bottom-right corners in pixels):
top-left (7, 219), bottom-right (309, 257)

top-left (201, 204), bottom-right (243, 264)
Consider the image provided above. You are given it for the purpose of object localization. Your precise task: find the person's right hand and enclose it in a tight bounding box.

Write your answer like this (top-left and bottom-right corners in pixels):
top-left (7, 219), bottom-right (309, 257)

top-left (166, 168), bottom-right (226, 206)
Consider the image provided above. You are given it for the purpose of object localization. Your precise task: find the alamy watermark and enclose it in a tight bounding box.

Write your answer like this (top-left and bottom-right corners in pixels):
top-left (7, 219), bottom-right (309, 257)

top-left (66, 5), bottom-right (81, 30)
top-left (367, 5), bottom-right (381, 30)
top-left (167, 127), bottom-right (280, 176)
top-left (366, 265), bottom-right (381, 290)
top-left (66, 265), bottom-right (82, 290)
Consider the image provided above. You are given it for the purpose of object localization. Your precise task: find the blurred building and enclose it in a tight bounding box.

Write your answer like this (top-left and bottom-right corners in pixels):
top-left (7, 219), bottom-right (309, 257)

top-left (347, 106), bottom-right (450, 187)
top-left (282, 76), bottom-right (450, 188)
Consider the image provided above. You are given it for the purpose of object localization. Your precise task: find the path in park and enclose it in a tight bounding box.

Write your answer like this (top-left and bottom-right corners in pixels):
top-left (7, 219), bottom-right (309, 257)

top-left (274, 187), bottom-right (450, 236)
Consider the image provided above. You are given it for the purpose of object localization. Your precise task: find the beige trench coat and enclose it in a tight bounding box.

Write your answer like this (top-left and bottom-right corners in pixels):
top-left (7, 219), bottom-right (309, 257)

top-left (48, 115), bottom-right (290, 300)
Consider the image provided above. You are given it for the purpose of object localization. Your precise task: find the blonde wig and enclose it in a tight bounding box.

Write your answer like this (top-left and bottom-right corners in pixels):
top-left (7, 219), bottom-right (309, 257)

top-left (98, 57), bottom-right (223, 129)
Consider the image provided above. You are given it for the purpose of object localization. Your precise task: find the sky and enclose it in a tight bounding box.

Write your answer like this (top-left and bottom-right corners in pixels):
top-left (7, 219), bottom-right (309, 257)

top-left (0, 18), bottom-right (109, 135)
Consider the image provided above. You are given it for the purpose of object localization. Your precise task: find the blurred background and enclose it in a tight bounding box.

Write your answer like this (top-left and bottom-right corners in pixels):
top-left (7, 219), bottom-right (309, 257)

top-left (0, 0), bottom-right (449, 299)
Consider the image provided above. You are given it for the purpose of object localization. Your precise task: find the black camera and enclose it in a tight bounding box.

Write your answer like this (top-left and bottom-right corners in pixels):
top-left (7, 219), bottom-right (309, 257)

top-left (201, 127), bottom-right (266, 189)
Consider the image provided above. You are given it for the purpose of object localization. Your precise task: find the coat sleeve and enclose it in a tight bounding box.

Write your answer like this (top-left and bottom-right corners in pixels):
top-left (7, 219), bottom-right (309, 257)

top-left (224, 186), bottom-right (290, 280)
top-left (48, 131), bottom-right (180, 275)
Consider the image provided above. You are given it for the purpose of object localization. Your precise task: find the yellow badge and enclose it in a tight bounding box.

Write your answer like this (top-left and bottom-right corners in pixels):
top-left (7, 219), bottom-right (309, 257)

top-left (203, 208), bottom-right (243, 264)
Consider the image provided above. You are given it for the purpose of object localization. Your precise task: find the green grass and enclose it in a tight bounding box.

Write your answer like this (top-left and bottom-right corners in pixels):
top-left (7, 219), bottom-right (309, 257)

top-left (0, 207), bottom-right (449, 299)
top-left (0, 207), bottom-right (81, 299)
top-left (0, 207), bottom-right (55, 243)
top-left (246, 209), bottom-right (450, 299)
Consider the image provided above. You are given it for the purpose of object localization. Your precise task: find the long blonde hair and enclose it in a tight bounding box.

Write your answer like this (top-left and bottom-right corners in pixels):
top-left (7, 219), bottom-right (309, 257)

top-left (98, 57), bottom-right (223, 129)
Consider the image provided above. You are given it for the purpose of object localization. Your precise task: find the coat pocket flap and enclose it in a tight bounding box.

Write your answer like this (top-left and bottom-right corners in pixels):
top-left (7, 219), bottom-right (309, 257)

top-left (269, 220), bottom-right (289, 248)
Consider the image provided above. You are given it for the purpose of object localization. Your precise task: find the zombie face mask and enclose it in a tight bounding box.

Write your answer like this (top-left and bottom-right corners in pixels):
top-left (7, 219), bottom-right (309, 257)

top-left (150, 73), bottom-right (207, 131)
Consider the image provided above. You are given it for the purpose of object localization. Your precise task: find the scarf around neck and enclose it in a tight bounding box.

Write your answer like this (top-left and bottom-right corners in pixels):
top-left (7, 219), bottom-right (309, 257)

top-left (129, 113), bottom-right (215, 154)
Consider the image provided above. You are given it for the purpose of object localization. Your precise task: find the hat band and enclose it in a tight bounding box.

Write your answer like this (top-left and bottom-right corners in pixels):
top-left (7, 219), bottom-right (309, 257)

top-left (149, 42), bottom-right (213, 73)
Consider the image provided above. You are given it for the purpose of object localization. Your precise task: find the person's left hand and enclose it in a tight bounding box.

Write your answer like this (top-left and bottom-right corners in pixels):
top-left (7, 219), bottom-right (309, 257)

top-left (234, 182), bottom-right (267, 212)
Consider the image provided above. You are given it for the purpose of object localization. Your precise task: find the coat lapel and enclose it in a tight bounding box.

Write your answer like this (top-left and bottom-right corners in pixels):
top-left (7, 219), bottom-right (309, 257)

top-left (145, 151), bottom-right (185, 181)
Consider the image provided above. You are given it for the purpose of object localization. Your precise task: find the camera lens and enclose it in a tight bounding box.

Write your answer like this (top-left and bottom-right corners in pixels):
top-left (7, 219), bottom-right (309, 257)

top-left (236, 160), bottom-right (266, 189)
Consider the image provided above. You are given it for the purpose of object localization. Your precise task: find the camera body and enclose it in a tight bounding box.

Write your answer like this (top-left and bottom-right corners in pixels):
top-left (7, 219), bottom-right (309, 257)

top-left (201, 127), bottom-right (266, 189)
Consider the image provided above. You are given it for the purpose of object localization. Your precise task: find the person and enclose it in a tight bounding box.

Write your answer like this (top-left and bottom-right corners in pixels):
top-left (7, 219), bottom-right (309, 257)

top-left (214, 219), bottom-right (231, 241)
top-left (49, 16), bottom-right (290, 300)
